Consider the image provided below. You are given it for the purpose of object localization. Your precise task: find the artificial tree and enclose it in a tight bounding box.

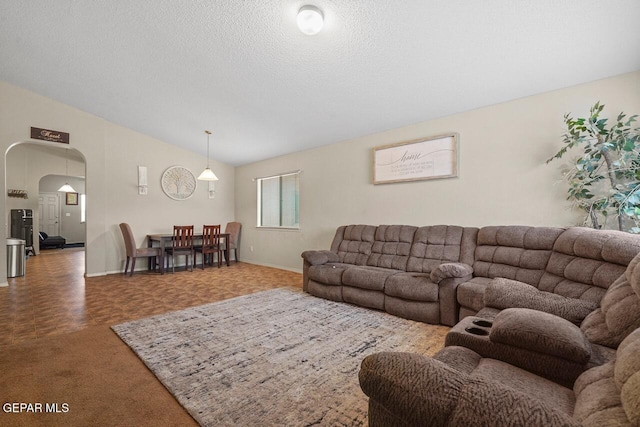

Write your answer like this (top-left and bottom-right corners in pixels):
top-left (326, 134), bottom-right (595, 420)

top-left (547, 102), bottom-right (640, 233)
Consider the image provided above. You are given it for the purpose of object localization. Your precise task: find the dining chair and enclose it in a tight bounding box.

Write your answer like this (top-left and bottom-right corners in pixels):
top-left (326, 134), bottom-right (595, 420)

top-left (194, 225), bottom-right (222, 269)
top-left (119, 223), bottom-right (164, 275)
top-left (165, 225), bottom-right (195, 273)
top-left (223, 222), bottom-right (242, 263)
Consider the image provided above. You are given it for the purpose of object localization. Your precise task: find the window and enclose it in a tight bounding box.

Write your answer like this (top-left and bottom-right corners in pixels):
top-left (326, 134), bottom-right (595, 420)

top-left (257, 172), bottom-right (300, 228)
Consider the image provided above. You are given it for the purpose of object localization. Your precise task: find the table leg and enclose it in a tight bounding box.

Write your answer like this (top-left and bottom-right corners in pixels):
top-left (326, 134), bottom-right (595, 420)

top-left (224, 236), bottom-right (230, 266)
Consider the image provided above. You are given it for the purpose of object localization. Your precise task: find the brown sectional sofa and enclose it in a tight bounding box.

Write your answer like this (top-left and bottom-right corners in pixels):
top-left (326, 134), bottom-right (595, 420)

top-left (302, 224), bottom-right (640, 327)
top-left (358, 249), bottom-right (640, 426)
top-left (359, 327), bottom-right (640, 426)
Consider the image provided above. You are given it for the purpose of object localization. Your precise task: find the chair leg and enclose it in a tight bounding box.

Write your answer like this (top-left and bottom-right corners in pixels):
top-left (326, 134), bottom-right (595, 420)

top-left (130, 257), bottom-right (136, 276)
top-left (124, 256), bottom-right (130, 275)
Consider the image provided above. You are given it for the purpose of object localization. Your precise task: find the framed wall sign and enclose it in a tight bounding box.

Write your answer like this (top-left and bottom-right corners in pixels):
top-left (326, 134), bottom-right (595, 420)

top-left (30, 127), bottom-right (70, 144)
top-left (66, 192), bottom-right (78, 205)
top-left (372, 133), bottom-right (458, 184)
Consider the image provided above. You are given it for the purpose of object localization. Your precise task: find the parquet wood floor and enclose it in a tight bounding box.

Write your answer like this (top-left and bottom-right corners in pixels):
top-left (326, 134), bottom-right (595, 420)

top-left (0, 250), bottom-right (302, 348)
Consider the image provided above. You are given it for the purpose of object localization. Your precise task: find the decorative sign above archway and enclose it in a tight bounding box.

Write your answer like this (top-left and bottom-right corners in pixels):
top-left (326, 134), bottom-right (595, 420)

top-left (30, 127), bottom-right (70, 144)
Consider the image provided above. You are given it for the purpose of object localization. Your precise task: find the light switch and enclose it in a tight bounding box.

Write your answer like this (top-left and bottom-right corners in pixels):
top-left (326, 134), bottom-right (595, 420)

top-left (65, 213), bottom-right (71, 217)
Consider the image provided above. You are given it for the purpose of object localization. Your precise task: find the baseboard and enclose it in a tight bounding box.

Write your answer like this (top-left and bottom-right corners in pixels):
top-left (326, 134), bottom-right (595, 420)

top-left (242, 260), bottom-right (302, 274)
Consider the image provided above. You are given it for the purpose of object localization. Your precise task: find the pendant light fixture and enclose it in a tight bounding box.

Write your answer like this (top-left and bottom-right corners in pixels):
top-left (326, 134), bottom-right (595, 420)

top-left (198, 130), bottom-right (219, 181)
top-left (57, 148), bottom-right (76, 193)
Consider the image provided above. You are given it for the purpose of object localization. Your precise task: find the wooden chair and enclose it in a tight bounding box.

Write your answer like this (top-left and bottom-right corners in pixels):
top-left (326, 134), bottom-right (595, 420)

top-left (223, 222), bottom-right (242, 263)
top-left (165, 225), bottom-right (195, 273)
top-left (194, 225), bottom-right (222, 269)
top-left (119, 223), bottom-right (163, 275)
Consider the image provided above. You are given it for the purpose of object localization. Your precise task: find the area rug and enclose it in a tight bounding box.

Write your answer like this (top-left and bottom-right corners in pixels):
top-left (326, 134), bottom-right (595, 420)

top-left (112, 287), bottom-right (448, 426)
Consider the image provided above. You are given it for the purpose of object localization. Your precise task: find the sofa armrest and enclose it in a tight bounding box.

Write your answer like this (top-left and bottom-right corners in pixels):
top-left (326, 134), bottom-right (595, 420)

top-left (359, 351), bottom-right (579, 427)
top-left (430, 262), bottom-right (473, 284)
top-left (484, 278), bottom-right (598, 324)
top-left (491, 308), bottom-right (592, 364)
top-left (300, 250), bottom-right (340, 266)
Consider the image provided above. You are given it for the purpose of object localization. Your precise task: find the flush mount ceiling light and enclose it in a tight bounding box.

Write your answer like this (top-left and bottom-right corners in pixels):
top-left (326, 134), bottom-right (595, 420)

top-left (197, 130), bottom-right (219, 181)
top-left (297, 5), bottom-right (324, 35)
top-left (57, 148), bottom-right (76, 193)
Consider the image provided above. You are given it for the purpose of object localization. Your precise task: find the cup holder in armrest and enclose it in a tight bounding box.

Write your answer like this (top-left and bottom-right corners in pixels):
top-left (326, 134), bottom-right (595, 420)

top-left (472, 319), bottom-right (493, 328)
top-left (465, 326), bottom-right (489, 336)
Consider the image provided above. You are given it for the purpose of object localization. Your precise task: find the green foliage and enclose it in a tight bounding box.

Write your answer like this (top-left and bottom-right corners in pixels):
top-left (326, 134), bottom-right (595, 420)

top-left (547, 102), bottom-right (640, 233)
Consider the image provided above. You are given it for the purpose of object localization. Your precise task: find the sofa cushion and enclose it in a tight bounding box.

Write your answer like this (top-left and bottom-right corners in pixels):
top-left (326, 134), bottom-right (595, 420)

top-left (342, 266), bottom-right (401, 291)
top-left (456, 277), bottom-right (492, 312)
top-left (538, 228), bottom-right (640, 304)
top-left (581, 252), bottom-right (640, 348)
top-left (307, 263), bottom-right (350, 285)
top-left (366, 225), bottom-right (417, 271)
top-left (406, 225), bottom-right (478, 273)
top-left (385, 273), bottom-right (438, 302)
top-left (485, 278), bottom-right (598, 324)
top-left (615, 328), bottom-right (640, 425)
top-left (472, 226), bottom-right (563, 286)
top-left (471, 358), bottom-right (576, 415)
top-left (334, 224), bottom-right (376, 266)
top-left (301, 250), bottom-right (340, 266)
top-left (573, 361), bottom-right (629, 427)
top-left (491, 308), bottom-right (592, 364)
top-left (360, 351), bottom-right (579, 427)
top-left (573, 328), bottom-right (640, 427)
top-left (430, 262), bottom-right (473, 284)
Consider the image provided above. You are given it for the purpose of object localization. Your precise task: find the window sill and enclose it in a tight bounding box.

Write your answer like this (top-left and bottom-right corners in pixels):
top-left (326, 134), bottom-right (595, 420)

top-left (256, 226), bottom-right (300, 231)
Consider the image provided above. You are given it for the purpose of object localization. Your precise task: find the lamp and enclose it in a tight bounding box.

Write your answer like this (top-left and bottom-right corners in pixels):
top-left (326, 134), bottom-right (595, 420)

top-left (197, 130), bottom-right (219, 181)
top-left (57, 148), bottom-right (76, 193)
top-left (297, 5), bottom-right (324, 35)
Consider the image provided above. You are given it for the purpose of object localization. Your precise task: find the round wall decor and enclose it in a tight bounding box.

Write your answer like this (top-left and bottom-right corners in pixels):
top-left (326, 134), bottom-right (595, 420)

top-left (161, 166), bottom-right (197, 200)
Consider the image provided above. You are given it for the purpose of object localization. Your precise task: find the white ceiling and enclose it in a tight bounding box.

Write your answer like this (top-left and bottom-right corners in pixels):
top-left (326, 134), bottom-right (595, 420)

top-left (1, 1), bottom-right (639, 166)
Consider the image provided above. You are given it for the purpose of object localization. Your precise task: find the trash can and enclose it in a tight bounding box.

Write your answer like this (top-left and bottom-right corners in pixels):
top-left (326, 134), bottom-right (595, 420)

top-left (7, 238), bottom-right (26, 278)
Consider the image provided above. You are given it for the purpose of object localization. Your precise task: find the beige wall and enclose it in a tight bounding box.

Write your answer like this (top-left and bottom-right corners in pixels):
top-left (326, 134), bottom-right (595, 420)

top-left (235, 71), bottom-right (640, 272)
top-left (3, 72), bottom-right (639, 280)
top-left (0, 82), bottom-right (235, 282)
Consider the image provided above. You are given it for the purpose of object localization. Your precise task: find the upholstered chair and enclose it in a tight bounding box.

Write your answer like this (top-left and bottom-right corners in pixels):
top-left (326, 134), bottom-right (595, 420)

top-left (224, 222), bottom-right (242, 263)
top-left (119, 223), bottom-right (163, 275)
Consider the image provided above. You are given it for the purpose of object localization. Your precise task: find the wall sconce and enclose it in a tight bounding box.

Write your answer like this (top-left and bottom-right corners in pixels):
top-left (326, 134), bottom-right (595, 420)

top-left (208, 181), bottom-right (216, 199)
top-left (138, 166), bottom-right (148, 195)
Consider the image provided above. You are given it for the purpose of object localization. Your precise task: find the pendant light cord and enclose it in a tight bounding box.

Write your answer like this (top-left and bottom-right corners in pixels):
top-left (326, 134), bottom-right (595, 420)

top-left (205, 130), bottom-right (211, 168)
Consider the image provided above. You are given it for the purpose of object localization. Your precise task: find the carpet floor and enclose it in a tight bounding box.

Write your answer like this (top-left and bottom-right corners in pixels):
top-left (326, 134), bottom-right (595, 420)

top-left (113, 288), bottom-right (448, 426)
top-left (0, 325), bottom-right (196, 427)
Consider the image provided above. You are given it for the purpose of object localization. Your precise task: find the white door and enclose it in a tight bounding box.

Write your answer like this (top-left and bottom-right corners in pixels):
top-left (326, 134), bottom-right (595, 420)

top-left (38, 193), bottom-right (60, 236)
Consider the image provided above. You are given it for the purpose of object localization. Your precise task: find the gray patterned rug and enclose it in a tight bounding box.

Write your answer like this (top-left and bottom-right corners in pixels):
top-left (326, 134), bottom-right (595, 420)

top-left (112, 288), bottom-right (447, 426)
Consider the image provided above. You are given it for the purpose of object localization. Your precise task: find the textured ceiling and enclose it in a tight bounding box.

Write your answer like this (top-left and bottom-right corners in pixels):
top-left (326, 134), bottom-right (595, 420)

top-left (1, 1), bottom-right (639, 166)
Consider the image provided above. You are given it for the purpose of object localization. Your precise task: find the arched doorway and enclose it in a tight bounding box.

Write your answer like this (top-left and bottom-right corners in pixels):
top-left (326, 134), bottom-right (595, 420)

top-left (5, 142), bottom-right (87, 277)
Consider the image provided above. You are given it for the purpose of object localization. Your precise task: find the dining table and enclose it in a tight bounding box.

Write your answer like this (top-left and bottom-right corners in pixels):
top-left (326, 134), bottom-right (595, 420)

top-left (147, 232), bottom-right (231, 268)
